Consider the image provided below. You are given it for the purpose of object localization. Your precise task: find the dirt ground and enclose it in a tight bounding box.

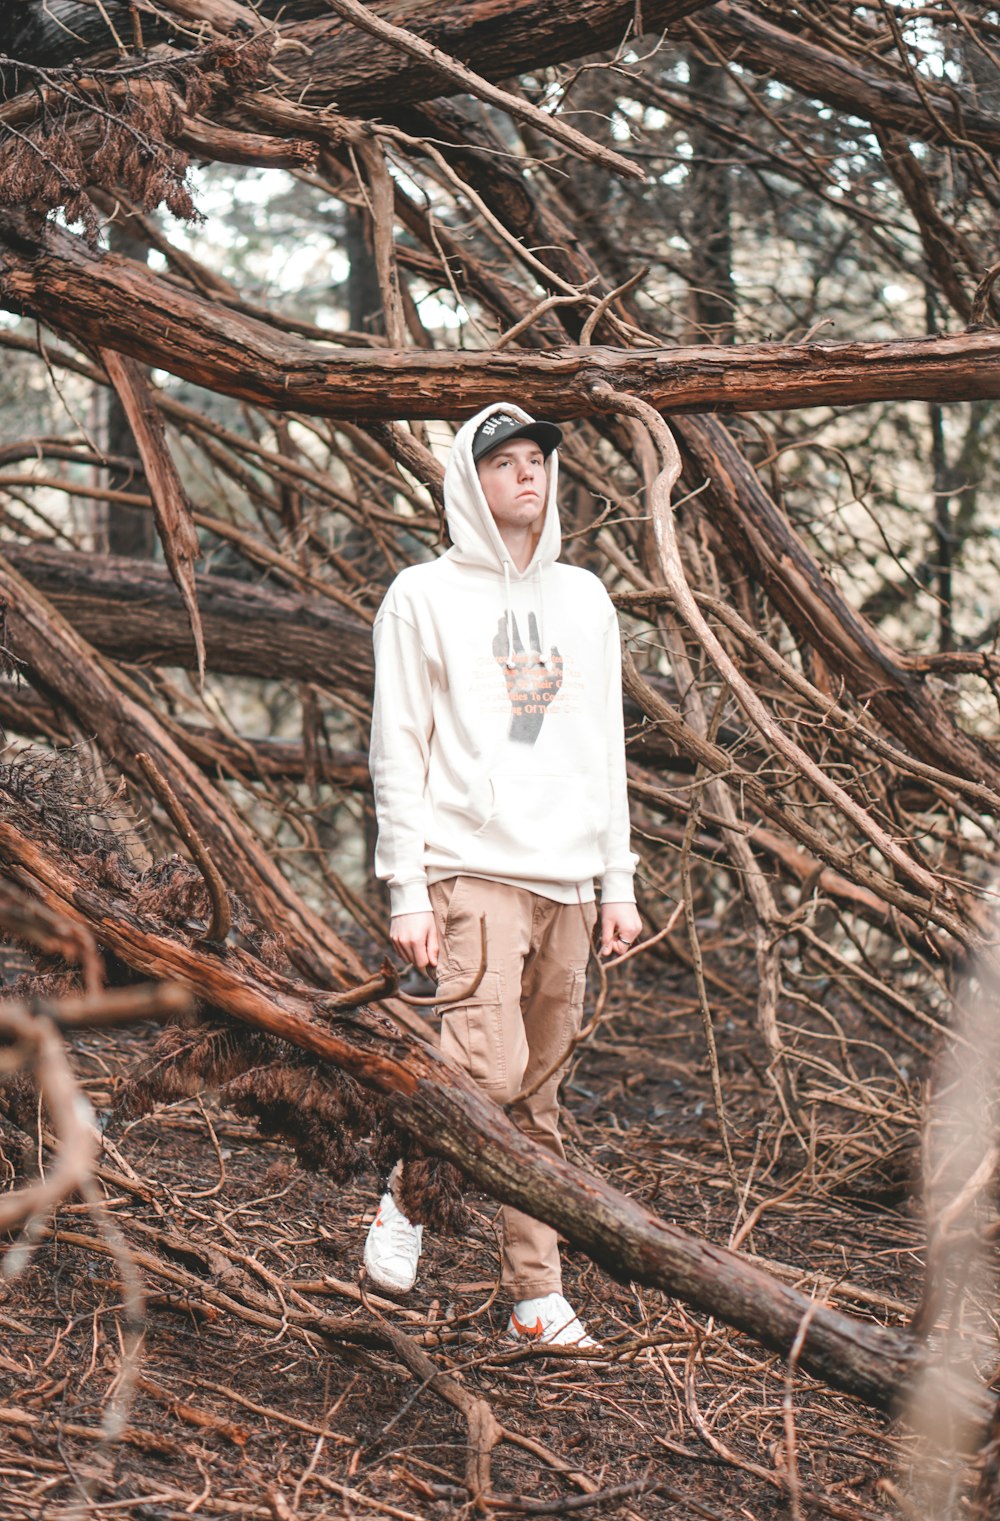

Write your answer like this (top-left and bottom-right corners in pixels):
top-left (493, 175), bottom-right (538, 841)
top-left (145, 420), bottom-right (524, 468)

top-left (0, 948), bottom-right (991, 1519)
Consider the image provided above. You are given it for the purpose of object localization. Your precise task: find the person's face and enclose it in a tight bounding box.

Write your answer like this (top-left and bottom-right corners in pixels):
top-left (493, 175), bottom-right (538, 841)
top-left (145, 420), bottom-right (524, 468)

top-left (476, 437), bottom-right (548, 537)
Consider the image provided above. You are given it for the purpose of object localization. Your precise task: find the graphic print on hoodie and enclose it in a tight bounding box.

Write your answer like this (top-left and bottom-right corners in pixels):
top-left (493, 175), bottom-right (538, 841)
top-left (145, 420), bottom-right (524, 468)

top-left (369, 403), bottom-right (638, 918)
top-left (492, 611), bottom-right (562, 744)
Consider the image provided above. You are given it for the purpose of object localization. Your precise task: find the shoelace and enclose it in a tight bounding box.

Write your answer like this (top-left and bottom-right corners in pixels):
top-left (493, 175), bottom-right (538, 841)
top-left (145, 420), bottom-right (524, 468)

top-left (378, 1208), bottom-right (419, 1254)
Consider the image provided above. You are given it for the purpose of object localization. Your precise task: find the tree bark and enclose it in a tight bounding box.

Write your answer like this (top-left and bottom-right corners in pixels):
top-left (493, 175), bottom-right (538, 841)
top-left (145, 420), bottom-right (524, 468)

top-left (3, 1), bottom-right (715, 112)
top-left (4, 219), bottom-right (1000, 418)
top-left (4, 546), bottom-right (374, 696)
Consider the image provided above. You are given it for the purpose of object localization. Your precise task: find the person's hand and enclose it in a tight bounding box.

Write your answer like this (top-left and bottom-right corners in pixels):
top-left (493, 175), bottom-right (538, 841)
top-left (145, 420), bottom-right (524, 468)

top-left (599, 902), bottom-right (642, 958)
top-left (390, 912), bottom-right (439, 974)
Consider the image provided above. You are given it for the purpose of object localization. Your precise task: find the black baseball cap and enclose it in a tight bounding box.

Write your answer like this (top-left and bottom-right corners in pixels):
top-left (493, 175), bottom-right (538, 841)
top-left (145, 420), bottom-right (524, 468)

top-left (471, 410), bottom-right (563, 464)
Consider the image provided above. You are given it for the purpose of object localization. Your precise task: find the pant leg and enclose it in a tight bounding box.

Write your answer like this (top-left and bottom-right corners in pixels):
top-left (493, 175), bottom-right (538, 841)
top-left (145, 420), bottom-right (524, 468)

top-left (429, 877), bottom-right (533, 1107)
top-left (499, 896), bottom-right (597, 1299)
top-left (428, 878), bottom-right (596, 1301)
top-left (389, 875), bottom-right (522, 1214)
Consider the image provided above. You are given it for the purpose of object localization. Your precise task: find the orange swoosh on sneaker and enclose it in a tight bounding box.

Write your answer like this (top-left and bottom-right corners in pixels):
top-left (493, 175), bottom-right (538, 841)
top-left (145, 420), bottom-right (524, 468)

top-left (510, 1312), bottom-right (544, 1339)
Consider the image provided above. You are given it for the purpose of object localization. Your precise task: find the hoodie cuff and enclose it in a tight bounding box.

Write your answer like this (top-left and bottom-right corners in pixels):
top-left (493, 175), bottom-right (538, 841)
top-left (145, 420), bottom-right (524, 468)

top-left (598, 870), bottom-right (636, 905)
top-left (389, 879), bottom-right (434, 918)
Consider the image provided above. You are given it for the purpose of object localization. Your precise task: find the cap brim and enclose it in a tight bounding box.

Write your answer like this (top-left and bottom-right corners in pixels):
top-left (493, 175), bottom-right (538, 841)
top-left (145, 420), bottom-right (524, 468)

top-left (472, 419), bottom-right (563, 462)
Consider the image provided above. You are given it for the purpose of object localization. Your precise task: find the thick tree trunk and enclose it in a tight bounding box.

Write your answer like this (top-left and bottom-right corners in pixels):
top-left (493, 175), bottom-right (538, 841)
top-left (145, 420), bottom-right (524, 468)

top-left (0, 804), bottom-right (989, 1434)
top-left (4, 546), bottom-right (374, 696)
top-left (685, 51), bottom-right (736, 344)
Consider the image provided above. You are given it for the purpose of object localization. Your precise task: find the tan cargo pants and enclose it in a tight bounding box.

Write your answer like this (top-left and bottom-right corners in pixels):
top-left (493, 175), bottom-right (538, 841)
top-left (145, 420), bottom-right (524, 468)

top-left (428, 875), bottom-right (596, 1300)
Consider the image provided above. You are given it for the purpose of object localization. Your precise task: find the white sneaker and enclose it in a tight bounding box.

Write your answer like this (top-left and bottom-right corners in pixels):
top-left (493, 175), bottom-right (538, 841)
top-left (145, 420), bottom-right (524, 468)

top-left (363, 1192), bottom-right (422, 1292)
top-left (506, 1291), bottom-right (598, 1347)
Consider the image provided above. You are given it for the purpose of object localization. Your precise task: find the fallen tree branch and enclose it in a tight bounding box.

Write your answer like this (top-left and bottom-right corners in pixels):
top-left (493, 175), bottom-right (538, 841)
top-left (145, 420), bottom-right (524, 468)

top-left (99, 349), bottom-right (206, 686)
top-left (46, 981), bottom-right (193, 1028)
top-left (0, 552), bottom-right (365, 987)
top-left (6, 218), bottom-right (1000, 418)
top-left (0, 807), bottom-right (992, 1434)
top-left (2, 545), bottom-right (374, 694)
top-left (135, 750), bottom-right (232, 945)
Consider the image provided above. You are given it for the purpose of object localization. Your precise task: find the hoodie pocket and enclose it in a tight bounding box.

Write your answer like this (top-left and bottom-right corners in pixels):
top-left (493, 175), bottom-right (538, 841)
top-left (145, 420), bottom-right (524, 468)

top-left (475, 773), bottom-right (599, 861)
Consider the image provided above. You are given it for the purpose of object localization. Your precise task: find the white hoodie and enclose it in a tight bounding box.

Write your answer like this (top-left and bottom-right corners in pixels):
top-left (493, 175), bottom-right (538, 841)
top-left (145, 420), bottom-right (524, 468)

top-left (370, 403), bottom-right (637, 917)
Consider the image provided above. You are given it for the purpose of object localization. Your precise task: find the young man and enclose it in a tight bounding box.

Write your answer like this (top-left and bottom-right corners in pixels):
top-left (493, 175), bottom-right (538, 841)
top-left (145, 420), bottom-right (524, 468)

top-left (364, 404), bottom-right (641, 1346)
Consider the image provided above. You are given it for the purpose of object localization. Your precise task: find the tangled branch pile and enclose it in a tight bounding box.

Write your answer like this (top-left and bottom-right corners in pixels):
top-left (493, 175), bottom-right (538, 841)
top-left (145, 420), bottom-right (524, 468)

top-left (1, 0), bottom-right (1000, 1511)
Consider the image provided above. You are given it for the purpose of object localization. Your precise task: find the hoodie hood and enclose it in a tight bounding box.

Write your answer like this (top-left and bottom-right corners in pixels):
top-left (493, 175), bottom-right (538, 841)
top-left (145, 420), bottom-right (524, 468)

top-left (443, 403), bottom-right (561, 576)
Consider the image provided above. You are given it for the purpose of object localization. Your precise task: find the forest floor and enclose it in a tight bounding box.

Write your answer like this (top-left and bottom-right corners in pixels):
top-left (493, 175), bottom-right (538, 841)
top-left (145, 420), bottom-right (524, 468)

top-left (0, 944), bottom-right (990, 1519)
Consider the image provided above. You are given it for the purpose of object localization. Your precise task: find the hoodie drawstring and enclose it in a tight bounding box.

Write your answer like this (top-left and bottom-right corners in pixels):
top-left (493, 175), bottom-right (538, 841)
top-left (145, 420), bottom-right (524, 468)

top-left (503, 559), bottom-right (515, 668)
top-left (535, 563), bottom-right (548, 669)
top-left (503, 559), bottom-right (549, 669)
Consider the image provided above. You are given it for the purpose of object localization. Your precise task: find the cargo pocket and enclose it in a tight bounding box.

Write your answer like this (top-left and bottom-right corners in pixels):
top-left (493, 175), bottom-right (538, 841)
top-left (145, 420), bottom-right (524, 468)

top-left (560, 966), bottom-right (588, 1053)
top-left (439, 970), bottom-right (513, 1096)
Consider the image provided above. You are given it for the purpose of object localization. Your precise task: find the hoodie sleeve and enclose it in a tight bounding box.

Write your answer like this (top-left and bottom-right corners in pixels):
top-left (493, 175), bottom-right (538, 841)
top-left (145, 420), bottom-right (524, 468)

top-left (370, 592), bottom-right (434, 917)
top-left (598, 602), bottom-right (638, 904)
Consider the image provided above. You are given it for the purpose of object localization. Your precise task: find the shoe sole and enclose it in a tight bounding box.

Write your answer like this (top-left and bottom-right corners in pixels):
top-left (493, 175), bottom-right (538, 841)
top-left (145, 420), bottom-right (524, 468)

top-left (362, 1250), bottom-right (418, 1294)
top-left (504, 1328), bottom-right (598, 1349)
top-left (363, 1267), bottom-right (418, 1293)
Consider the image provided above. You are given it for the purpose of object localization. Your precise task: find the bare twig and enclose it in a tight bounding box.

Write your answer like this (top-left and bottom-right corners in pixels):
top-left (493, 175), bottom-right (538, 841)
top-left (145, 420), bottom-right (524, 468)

top-left (134, 750), bottom-right (232, 945)
top-left (396, 916), bottom-right (489, 1007)
top-left (0, 1005), bottom-right (98, 1246)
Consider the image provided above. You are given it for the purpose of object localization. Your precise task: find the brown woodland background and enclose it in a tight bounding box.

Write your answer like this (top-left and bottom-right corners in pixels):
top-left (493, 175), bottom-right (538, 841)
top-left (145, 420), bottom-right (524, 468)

top-left (1, 2), bottom-right (1000, 1517)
